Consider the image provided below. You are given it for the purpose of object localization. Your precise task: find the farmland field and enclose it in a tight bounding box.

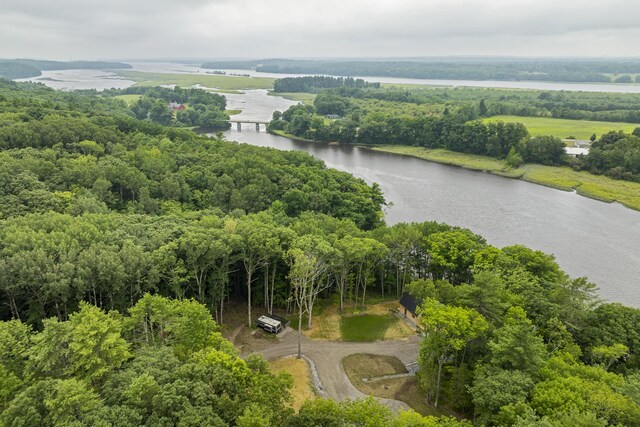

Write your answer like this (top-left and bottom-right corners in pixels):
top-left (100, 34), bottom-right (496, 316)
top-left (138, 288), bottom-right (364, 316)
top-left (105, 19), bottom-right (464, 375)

top-left (484, 115), bottom-right (637, 140)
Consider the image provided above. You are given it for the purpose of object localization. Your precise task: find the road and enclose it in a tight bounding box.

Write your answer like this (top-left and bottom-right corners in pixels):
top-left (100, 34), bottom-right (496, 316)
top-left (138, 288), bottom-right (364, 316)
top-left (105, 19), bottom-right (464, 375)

top-left (255, 329), bottom-right (421, 412)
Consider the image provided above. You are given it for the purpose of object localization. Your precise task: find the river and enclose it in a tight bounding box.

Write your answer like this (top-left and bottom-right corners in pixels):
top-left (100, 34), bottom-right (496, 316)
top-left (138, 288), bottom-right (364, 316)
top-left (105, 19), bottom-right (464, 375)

top-left (220, 88), bottom-right (640, 307)
top-left (15, 61), bottom-right (640, 93)
top-left (12, 63), bottom-right (640, 306)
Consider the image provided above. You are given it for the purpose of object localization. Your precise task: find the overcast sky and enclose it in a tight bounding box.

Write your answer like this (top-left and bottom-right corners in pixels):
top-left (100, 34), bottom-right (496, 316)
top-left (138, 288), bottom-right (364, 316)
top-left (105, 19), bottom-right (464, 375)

top-left (2, 0), bottom-right (640, 60)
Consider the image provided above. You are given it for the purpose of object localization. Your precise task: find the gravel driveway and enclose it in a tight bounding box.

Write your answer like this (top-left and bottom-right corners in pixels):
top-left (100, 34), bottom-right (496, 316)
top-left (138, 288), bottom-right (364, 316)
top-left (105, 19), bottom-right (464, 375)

top-left (254, 329), bottom-right (421, 412)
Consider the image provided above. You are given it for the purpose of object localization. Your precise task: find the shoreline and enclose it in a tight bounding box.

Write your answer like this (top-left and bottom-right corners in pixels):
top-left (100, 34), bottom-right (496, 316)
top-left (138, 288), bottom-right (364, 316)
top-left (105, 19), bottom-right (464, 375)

top-left (265, 129), bottom-right (640, 212)
top-left (368, 145), bottom-right (640, 211)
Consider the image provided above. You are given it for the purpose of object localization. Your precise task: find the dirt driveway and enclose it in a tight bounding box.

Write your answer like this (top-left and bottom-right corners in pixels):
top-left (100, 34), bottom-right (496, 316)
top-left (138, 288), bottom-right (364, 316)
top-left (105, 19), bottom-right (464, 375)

top-left (250, 328), bottom-right (421, 412)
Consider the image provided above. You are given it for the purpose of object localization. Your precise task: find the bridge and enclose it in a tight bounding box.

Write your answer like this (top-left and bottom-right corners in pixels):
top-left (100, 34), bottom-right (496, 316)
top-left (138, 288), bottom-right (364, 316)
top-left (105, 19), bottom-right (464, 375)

top-left (228, 120), bottom-right (269, 131)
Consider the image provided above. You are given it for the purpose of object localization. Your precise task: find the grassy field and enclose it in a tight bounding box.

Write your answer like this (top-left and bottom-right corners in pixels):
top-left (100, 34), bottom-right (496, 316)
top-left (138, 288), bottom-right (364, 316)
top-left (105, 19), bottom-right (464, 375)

top-left (371, 145), bottom-right (640, 211)
top-left (371, 145), bottom-right (522, 177)
top-left (225, 109), bottom-right (242, 116)
top-left (116, 70), bottom-right (275, 90)
top-left (484, 115), bottom-right (637, 140)
top-left (342, 354), bottom-right (459, 418)
top-left (306, 301), bottom-right (415, 341)
top-left (340, 314), bottom-right (399, 341)
top-left (271, 92), bottom-right (316, 105)
top-left (270, 129), bottom-right (318, 143)
top-left (270, 358), bottom-right (316, 411)
top-left (113, 94), bottom-right (142, 105)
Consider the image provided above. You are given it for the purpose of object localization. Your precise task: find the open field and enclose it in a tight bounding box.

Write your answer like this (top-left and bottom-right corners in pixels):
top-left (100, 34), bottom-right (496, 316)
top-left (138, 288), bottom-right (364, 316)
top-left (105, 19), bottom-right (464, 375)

top-left (116, 70), bottom-right (275, 90)
top-left (484, 115), bottom-right (637, 140)
top-left (305, 301), bottom-right (415, 341)
top-left (342, 354), bottom-right (459, 417)
top-left (270, 358), bottom-right (316, 411)
top-left (340, 314), bottom-right (399, 341)
top-left (113, 94), bottom-right (142, 105)
top-left (270, 129), bottom-right (318, 143)
top-left (370, 145), bottom-right (522, 178)
top-left (371, 145), bottom-right (640, 211)
top-left (271, 92), bottom-right (316, 105)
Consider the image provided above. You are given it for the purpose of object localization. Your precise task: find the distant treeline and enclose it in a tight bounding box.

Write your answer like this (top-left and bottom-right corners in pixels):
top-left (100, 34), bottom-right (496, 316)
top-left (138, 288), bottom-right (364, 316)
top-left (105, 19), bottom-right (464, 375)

top-left (324, 86), bottom-right (640, 124)
top-left (584, 130), bottom-right (640, 181)
top-left (203, 58), bottom-right (640, 83)
top-left (0, 59), bottom-right (132, 80)
top-left (273, 76), bottom-right (380, 92)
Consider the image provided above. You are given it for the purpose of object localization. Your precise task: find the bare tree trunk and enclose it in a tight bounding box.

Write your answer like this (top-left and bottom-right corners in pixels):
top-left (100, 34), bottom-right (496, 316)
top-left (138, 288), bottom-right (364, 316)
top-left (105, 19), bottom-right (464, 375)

top-left (435, 356), bottom-right (444, 408)
top-left (269, 265), bottom-right (276, 315)
top-left (247, 270), bottom-right (252, 327)
top-left (263, 265), bottom-right (269, 309)
top-left (297, 306), bottom-right (303, 358)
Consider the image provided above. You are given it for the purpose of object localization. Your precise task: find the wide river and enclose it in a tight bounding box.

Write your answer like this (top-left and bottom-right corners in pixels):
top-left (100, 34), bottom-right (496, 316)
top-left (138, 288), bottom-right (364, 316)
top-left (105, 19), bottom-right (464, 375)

top-left (15, 63), bottom-right (640, 306)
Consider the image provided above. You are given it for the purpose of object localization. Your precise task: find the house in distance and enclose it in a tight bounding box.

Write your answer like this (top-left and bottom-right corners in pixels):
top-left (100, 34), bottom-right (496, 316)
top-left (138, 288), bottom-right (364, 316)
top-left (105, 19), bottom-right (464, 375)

top-left (168, 101), bottom-right (185, 111)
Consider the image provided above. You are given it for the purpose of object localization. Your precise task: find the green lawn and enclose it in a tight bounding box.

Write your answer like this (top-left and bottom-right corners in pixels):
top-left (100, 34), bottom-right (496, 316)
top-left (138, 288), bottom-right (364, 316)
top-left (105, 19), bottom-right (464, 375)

top-left (484, 115), bottom-right (637, 140)
top-left (113, 94), bottom-right (142, 105)
top-left (270, 92), bottom-right (317, 105)
top-left (115, 71), bottom-right (275, 90)
top-left (340, 314), bottom-right (399, 342)
top-left (371, 145), bottom-right (523, 178)
top-left (371, 145), bottom-right (640, 211)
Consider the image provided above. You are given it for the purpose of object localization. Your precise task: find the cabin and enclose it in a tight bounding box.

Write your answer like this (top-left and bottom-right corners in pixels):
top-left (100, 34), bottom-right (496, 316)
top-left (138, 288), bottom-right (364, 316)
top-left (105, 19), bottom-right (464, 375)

top-left (256, 315), bottom-right (283, 334)
top-left (168, 102), bottom-right (185, 111)
top-left (399, 293), bottom-right (419, 320)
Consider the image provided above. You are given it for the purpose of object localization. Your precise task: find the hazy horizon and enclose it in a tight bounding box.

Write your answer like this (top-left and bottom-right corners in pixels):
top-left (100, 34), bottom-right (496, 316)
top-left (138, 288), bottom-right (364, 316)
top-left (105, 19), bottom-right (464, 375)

top-left (2, 0), bottom-right (640, 60)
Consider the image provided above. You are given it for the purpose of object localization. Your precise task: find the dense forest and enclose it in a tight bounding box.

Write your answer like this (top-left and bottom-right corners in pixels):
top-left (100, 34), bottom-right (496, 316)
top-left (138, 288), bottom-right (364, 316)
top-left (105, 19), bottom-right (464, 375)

top-left (269, 98), bottom-right (566, 166)
top-left (202, 58), bottom-right (640, 83)
top-left (0, 59), bottom-right (132, 79)
top-left (271, 84), bottom-right (640, 181)
top-left (319, 86), bottom-right (640, 124)
top-left (2, 79), bottom-right (640, 425)
top-left (98, 86), bottom-right (231, 129)
top-left (273, 76), bottom-right (380, 93)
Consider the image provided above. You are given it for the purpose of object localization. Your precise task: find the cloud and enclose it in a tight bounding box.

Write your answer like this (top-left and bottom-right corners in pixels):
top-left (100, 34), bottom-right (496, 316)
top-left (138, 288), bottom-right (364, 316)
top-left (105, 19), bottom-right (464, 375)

top-left (1, 0), bottom-right (639, 59)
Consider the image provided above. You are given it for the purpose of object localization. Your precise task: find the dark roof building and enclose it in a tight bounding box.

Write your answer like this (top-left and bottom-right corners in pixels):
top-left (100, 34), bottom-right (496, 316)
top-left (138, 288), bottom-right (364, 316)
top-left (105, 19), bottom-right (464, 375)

top-left (399, 293), bottom-right (419, 317)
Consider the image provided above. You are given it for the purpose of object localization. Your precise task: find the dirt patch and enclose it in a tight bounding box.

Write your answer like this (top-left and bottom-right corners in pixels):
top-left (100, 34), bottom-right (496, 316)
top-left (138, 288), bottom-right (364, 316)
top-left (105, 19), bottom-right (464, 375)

top-left (304, 305), bottom-right (342, 340)
top-left (342, 353), bottom-right (459, 418)
top-left (234, 325), bottom-right (279, 355)
top-left (270, 357), bottom-right (316, 411)
top-left (343, 353), bottom-right (407, 380)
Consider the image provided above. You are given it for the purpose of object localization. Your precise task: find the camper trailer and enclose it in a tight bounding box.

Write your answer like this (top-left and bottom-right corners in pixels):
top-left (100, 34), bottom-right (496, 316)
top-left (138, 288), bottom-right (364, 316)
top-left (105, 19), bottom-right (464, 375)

top-left (256, 315), bottom-right (283, 334)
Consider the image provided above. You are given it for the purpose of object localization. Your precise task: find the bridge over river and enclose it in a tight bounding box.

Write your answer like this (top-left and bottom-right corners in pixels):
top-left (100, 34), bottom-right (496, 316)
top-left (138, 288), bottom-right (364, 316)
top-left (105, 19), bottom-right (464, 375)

top-left (228, 120), bottom-right (269, 131)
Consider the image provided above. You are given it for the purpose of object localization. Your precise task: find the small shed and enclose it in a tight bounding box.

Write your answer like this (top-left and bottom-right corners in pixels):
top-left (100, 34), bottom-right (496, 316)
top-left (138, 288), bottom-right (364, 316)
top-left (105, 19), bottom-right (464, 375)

top-left (399, 293), bottom-right (419, 318)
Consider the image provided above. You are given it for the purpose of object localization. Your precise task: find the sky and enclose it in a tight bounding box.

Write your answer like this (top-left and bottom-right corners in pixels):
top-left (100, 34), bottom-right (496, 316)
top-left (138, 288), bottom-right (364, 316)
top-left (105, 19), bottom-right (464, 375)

top-left (2, 0), bottom-right (640, 60)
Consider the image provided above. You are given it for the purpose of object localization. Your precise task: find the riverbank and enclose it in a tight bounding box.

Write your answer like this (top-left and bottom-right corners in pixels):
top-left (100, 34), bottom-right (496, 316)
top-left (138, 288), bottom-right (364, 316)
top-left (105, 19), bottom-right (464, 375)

top-left (270, 129), bottom-right (318, 143)
top-left (370, 145), bottom-right (640, 211)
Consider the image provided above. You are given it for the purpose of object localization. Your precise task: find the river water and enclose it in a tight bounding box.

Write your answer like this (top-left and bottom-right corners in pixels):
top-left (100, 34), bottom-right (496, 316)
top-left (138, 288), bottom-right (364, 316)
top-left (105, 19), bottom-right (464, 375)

top-left (218, 87), bottom-right (640, 307)
top-left (12, 62), bottom-right (640, 306)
